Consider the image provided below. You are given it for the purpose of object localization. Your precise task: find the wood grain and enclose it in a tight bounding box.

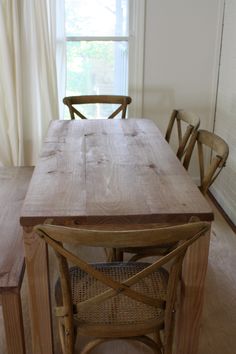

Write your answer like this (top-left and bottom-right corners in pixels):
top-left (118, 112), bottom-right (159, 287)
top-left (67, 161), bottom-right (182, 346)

top-left (20, 119), bottom-right (213, 354)
top-left (35, 222), bottom-right (209, 354)
top-left (0, 167), bottom-right (33, 354)
top-left (63, 95), bottom-right (132, 119)
top-left (21, 119), bottom-right (213, 227)
top-left (0, 167), bottom-right (33, 290)
top-left (183, 129), bottom-right (229, 195)
top-left (23, 229), bottom-right (54, 354)
top-left (165, 109), bottom-right (200, 160)
top-left (175, 227), bottom-right (211, 354)
top-left (1, 199), bottom-right (235, 354)
top-left (2, 290), bottom-right (25, 354)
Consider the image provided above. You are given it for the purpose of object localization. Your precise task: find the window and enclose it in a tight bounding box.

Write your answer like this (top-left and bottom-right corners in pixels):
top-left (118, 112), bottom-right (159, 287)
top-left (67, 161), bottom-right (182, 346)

top-left (65, 0), bottom-right (145, 118)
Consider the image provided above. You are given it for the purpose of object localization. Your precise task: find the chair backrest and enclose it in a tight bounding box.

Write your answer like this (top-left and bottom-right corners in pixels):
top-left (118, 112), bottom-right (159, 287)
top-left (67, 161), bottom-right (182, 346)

top-left (165, 109), bottom-right (200, 160)
top-left (183, 129), bottom-right (229, 194)
top-left (63, 95), bottom-right (132, 120)
top-left (35, 221), bottom-right (209, 351)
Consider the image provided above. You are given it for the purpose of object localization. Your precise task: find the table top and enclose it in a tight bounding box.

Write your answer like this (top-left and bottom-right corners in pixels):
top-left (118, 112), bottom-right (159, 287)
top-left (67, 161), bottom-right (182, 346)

top-left (20, 119), bottom-right (213, 227)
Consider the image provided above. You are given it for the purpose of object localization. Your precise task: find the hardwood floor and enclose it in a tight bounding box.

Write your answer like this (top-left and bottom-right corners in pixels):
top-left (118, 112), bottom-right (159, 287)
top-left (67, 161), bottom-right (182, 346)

top-left (0, 198), bottom-right (235, 354)
top-left (198, 197), bottom-right (236, 354)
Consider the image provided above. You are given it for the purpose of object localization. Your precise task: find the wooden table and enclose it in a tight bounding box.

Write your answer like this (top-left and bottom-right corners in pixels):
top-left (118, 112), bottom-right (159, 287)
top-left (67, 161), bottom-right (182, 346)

top-left (20, 119), bottom-right (213, 354)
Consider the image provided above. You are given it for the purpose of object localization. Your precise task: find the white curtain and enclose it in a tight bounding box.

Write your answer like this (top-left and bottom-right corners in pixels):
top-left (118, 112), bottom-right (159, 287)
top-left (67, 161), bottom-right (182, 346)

top-left (0, 0), bottom-right (65, 166)
top-left (56, 0), bottom-right (66, 119)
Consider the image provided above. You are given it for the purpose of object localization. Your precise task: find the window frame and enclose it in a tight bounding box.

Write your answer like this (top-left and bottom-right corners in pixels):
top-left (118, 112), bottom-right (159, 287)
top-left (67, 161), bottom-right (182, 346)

top-left (128, 0), bottom-right (146, 117)
top-left (65, 0), bottom-right (146, 118)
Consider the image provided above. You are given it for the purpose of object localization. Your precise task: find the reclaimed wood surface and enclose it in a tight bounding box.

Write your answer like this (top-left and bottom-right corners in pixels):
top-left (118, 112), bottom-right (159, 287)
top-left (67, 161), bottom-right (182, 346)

top-left (23, 228), bottom-right (54, 354)
top-left (20, 119), bottom-right (213, 354)
top-left (0, 167), bottom-right (33, 354)
top-left (2, 290), bottom-right (25, 354)
top-left (175, 227), bottom-right (211, 354)
top-left (0, 167), bottom-right (33, 290)
top-left (20, 119), bottom-right (213, 227)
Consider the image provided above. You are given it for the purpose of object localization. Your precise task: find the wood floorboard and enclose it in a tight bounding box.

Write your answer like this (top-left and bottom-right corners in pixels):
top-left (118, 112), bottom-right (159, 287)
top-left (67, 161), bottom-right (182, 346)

top-left (0, 198), bottom-right (235, 354)
top-left (198, 197), bottom-right (236, 354)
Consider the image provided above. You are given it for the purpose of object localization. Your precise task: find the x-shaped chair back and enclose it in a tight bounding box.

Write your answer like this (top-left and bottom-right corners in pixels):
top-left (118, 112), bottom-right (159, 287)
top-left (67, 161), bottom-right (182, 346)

top-left (63, 95), bottom-right (132, 120)
top-left (35, 222), bottom-right (210, 354)
top-left (165, 109), bottom-right (200, 160)
top-left (183, 129), bottom-right (229, 194)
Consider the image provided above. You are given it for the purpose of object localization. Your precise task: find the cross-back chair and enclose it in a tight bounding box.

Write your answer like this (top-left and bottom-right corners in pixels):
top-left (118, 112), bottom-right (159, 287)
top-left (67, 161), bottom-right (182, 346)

top-left (35, 221), bottom-right (210, 354)
top-left (183, 129), bottom-right (229, 195)
top-left (165, 109), bottom-right (200, 160)
top-left (63, 95), bottom-right (132, 120)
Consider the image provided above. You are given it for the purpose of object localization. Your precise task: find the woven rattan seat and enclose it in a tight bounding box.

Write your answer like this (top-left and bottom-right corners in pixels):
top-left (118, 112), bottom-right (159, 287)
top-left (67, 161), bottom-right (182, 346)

top-left (55, 262), bottom-right (168, 334)
top-left (35, 222), bottom-right (210, 354)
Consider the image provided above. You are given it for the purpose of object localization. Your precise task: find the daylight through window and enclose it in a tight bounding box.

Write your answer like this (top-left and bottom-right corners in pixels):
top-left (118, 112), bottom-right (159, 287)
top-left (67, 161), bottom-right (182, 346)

top-left (65, 0), bottom-right (129, 118)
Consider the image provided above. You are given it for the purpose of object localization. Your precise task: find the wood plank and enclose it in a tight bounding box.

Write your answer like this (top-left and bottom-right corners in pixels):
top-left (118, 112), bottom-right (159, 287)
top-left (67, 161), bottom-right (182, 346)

top-left (23, 229), bottom-right (54, 354)
top-left (0, 166), bottom-right (33, 354)
top-left (20, 119), bottom-right (213, 226)
top-left (175, 227), bottom-right (211, 354)
top-left (1, 290), bottom-right (25, 354)
top-left (0, 167), bottom-right (33, 289)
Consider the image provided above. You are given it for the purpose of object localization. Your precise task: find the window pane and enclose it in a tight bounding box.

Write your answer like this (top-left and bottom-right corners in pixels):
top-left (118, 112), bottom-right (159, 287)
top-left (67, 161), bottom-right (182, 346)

top-left (66, 41), bottom-right (128, 97)
top-left (65, 0), bottom-right (128, 37)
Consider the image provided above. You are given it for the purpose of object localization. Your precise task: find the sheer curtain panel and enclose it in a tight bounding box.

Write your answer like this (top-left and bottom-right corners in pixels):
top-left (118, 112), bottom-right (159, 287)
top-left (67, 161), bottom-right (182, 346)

top-left (0, 0), bottom-right (65, 166)
top-left (0, 1), bottom-right (23, 165)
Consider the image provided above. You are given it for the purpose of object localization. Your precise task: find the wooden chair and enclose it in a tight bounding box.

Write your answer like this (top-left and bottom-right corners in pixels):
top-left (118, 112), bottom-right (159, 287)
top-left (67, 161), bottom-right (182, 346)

top-left (115, 109), bottom-right (200, 263)
top-left (34, 221), bottom-right (210, 354)
top-left (165, 109), bottom-right (200, 160)
top-left (183, 129), bottom-right (229, 195)
top-left (63, 95), bottom-right (132, 120)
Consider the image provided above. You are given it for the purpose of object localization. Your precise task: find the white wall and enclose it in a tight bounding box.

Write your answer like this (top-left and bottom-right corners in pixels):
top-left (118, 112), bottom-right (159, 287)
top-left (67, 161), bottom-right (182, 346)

top-left (142, 0), bottom-right (222, 155)
top-left (211, 0), bottom-right (236, 224)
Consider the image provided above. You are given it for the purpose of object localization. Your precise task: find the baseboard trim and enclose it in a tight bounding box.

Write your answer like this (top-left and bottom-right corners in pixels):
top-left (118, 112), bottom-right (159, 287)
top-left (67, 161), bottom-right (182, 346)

top-left (207, 190), bottom-right (236, 234)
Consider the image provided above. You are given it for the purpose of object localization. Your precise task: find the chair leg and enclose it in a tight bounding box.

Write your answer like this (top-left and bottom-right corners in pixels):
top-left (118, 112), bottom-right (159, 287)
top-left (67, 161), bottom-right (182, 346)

top-left (1, 289), bottom-right (26, 354)
top-left (153, 330), bottom-right (163, 351)
top-left (104, 248), bottom-right (115, 262)
top-left (115, 248), bottom-right (124, 262)
top-left (58, 321), bottom-right (66, 353)
top-left (106, 248), bottom-right (124, 262)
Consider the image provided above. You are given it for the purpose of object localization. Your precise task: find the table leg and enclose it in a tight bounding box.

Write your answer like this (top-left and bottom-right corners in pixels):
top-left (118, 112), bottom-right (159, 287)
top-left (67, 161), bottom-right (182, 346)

top-left (2, 289), bottom-right (25, 354)
top-left (23, 229), bottom-right (54, 354)
top-left (175, 226), bottom-right (211, 354)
